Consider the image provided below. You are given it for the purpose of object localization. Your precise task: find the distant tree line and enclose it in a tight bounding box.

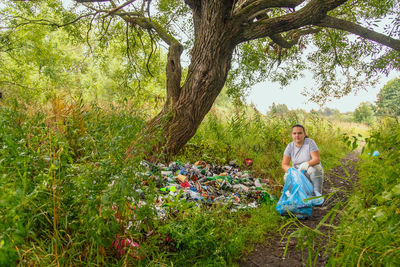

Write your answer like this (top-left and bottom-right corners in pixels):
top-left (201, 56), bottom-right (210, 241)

top-left (353, 77), bottom-right (400, 124)
top-left (267, 77), bottom-right (400, 125)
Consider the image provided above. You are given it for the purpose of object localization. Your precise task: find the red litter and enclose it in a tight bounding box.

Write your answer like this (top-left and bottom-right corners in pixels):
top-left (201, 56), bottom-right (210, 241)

top-left (243, 158), bottom-right (253, 166)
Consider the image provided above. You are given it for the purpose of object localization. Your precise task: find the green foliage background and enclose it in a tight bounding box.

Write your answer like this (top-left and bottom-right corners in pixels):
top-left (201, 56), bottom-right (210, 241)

top-left (375, 78), bottom-right (400, 116)
top-left (0, 0), bottom-right (399, 266)
top-left (329, 118), bottom-right (400, 265)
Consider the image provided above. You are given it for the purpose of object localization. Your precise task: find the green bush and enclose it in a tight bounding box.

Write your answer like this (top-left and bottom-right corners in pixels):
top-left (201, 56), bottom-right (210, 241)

top-left (329, 118), bottom-right (400, 266)
top-left (0, 97), bottom-right (148, 265)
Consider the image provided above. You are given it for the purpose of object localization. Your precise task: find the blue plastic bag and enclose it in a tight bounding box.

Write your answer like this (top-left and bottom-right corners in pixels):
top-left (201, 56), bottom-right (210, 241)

top-left (275, 167), bottom-right (324, 219)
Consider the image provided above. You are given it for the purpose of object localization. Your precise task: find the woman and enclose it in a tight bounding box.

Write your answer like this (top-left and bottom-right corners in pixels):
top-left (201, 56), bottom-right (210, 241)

top-left (281, 124), bottom-right (324, 194)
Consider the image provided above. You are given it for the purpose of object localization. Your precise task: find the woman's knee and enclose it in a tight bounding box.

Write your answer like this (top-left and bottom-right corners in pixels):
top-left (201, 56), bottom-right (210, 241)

top-left (307, 164), bottom-right (324, 177)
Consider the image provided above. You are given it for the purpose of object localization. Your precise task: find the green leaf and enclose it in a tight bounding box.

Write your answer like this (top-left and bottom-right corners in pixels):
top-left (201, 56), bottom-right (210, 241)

top-left (392, 184), bottom-right (400, 195)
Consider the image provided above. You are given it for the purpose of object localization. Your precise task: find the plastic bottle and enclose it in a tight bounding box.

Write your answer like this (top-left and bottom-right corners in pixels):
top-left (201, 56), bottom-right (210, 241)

top-left (254, 178), bottom-right (263, 189)
top-left (160, 185), bottom-right (177, 192)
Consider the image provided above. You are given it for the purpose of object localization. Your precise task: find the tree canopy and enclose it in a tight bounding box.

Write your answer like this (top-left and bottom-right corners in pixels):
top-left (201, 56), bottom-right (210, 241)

top-left (269, 103), bottom-right (289, 115)
top-left (1, 0), bottom-right (400, 159)
top-left (376, 77), bottom-right (400, 116)
top-left (354, 101), bottom-right (374, 124)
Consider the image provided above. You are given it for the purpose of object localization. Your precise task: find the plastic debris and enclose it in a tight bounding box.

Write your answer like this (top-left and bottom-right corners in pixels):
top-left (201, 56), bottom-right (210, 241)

top-left (160, 185), bottom-right (177, 192)
top-left (243, 158), bottom-right (253, 166)
top-left (136, 159), bottom-right (276, 214)
top-left (112, 236), bottom-right (141, 259)
top-left (110, 158), bottom-right (278, 254)
top-left (368, 150), bottom-right (380, 157)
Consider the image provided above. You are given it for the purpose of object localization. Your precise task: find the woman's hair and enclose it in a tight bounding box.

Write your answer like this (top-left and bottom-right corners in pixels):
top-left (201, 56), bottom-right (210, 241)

top-left (292, 124), bottom-right (308, 138)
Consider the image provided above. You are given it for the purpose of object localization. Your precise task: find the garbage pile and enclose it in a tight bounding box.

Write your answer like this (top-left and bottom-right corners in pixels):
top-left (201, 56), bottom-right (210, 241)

top-left (140, 160), bottom-right (276, 213)
top-left (110, 160), bottom-right (277, 258)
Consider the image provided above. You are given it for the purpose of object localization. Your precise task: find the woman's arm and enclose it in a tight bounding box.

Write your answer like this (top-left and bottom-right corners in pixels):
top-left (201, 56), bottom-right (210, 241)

top-left (308, 150), bottom-right (321, 166)
top-left (282, 155), bottom-right (291, 173)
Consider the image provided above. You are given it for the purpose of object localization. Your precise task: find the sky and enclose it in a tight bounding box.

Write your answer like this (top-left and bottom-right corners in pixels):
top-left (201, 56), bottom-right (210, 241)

top-left (246, 70), bottom-right (399, 114)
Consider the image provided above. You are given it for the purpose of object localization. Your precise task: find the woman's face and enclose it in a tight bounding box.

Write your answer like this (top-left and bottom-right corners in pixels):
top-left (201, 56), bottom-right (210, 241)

top-left (292, 126), bottom-right (305, 144)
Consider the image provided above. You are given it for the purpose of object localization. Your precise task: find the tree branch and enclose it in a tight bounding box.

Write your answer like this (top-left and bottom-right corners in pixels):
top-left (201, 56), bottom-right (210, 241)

top-left (106, 0), bottom-right (136, 16)
top-left (99, 16), bottom-right (113, 41)
top-left (5, 13), bottom-right (97, 30)
top-left (61, 13), bottom-right (98, 27)
top-left (246, 9), bottom-right (319, 49)
top-left (121, 16), bottom-right (180, 47)
top-left (236, 0), bottom-right (346, 44)
top-left (184, 0), bottom-right (201, 10)
top-left (120, 14), bottom-right (183, 102)
top-left (111, 11), bottom-right (142, 17)
top-left (317, 16), bottom-right (400, 51)
top-left (270, 28), bottom-right (321, 48)
top-left (184, 0), bottom-right (202, 37)
top-left (72, 0), bottom-right (184, 101)
top-left (233, 0), bottom-right (305, 22)
top-left (86, 12), bottom-right (98, 53)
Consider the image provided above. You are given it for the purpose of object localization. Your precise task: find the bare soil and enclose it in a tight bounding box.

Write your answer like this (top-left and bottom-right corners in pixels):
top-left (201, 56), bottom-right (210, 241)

top-left (239, 152), bottom-right (359, 267)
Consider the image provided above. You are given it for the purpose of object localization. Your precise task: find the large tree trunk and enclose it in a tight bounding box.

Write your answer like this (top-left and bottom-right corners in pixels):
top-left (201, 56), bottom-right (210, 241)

top-left (127, 1), bottom-right (236, 161)
top-left (162, 41), bottom-right (236, 156)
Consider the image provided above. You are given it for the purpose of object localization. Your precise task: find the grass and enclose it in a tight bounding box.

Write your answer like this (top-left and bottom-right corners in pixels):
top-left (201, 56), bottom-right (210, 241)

top-left (327, 117), bottom-right (400, 266)
top-left (0, 95), bottom-right (350, 266)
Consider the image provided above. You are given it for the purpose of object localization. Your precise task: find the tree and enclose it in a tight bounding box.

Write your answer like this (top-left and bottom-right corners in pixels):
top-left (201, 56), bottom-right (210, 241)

top-left (319, 107), bottom-right (340, 117)
top-left (2, 0), bottom-right (400, 160)
top-left (375, 78), bottom-right (400, 116)
top-left (269, 102), bottom-right (289, 115)
top-left (353, 102), bottom-right (374, 124)
top-left (0, 1), bottom-right (167, 103)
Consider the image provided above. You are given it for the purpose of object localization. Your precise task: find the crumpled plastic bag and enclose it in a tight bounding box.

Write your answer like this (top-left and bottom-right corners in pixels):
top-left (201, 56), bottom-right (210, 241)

top-left (275, 167), bottom-right (324, 219)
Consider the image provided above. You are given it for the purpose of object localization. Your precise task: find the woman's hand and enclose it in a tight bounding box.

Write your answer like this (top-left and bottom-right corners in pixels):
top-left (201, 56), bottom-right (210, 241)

top-left (299, 162), bottom-right (309, 171)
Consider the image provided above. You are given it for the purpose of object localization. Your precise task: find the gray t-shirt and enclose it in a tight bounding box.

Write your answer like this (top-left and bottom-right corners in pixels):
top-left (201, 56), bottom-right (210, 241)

top-left (284, 138), bottom-right (319, 168)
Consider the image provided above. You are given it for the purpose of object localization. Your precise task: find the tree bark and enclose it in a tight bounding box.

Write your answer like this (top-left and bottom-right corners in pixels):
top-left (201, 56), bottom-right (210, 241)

top-left (162, 40), bottom-right (236, 156)
top-left (127, 1), bottom-right (236, 161)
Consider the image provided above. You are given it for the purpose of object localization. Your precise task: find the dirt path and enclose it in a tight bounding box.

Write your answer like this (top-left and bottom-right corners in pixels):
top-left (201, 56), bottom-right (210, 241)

top-left (239, 152), bottom-right (359, 267)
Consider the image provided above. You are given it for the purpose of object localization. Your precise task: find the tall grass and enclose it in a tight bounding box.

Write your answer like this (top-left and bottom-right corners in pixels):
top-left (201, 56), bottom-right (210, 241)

top-left (328, 117), bottom-right (400, 266)
top-left (282, 117), bottom-right (400, 266)
top-left (0, 97), bottom-right (147, 265)
top-left (0, 96), bottom-right (350, 265)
